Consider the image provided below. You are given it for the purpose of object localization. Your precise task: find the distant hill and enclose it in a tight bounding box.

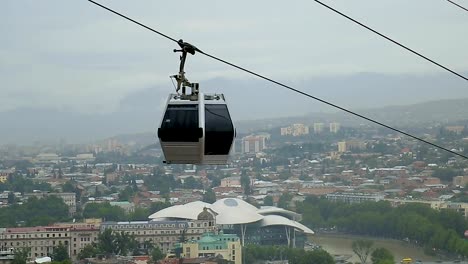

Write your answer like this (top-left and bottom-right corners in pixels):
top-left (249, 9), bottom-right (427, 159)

top-left (1, 72), bottom-right (468, 145)
top-left (234, 98), bottom-right (468, 132)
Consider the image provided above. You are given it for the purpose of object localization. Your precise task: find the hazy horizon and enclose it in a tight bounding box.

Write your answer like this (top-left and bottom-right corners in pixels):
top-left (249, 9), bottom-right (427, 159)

top-left (2, 1), bottom-right (468, 144)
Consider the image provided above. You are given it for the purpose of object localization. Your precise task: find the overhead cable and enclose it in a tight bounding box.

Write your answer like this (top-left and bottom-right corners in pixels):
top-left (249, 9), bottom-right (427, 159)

top-left (312, 0), bottom-right (468, 82)
top-left (447, 0), bottom-right (468, 12)
top-left (87, 0), bottom-right (468, 160)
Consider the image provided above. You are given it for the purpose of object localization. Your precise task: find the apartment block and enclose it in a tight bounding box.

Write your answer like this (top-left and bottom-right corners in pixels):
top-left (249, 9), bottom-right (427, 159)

top-left (0, 223), bottom-right (99, 261)
top-left (329, 122), bottom-right (341, 133)
top-left (100, 219), bottom-right (215, 254)
top-left (177, 233), bottom-right (242, 264)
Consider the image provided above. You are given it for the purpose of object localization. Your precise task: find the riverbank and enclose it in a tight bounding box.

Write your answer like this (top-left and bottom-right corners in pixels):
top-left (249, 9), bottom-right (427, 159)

top-left (311, 233), bottom-right (444, 263)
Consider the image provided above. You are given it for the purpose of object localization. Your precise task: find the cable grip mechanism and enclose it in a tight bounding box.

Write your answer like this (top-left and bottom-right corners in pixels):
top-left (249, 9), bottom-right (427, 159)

top-left (172, 39), bottom-right (201, 100)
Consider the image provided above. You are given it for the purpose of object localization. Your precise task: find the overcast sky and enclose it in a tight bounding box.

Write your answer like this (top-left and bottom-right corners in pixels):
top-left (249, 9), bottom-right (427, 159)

top-left (2, 0), bottom-right (467, 114)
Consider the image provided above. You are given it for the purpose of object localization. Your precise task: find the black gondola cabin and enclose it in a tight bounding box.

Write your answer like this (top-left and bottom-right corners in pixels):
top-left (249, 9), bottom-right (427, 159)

top-left (157, 93), bottom-right (235, 164)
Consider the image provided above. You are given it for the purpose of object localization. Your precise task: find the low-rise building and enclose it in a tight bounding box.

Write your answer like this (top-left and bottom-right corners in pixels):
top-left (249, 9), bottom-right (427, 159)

top-left (100, 218), bottom-right (215, 254)
top-left (326, 192), bottom-right (385, 204)
top-left (177, 233), bottom-right (242, 264)
top-left (0, 223), bottom-right (100, 261)
top-left (453, 175), bottom-right (468, 187)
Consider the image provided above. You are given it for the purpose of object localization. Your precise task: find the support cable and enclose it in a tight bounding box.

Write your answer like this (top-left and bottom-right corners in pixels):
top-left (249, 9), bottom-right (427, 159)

top-left (447, 0), bottom-right (468, 12)
top-left (87, 0), bottom-right (468, 160)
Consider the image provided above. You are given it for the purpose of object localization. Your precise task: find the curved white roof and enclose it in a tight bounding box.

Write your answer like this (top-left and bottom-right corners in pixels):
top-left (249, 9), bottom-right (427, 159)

top-left (148, 201), bottom-right (210, 220)
top-left (260, 215), bottom-right (314, 234)
top-left (147, 199), bottom-right (313, 234)
top-left (293, 221), bottom-right (315, 234)
top-left (210, 198), bottom-right (263, 225)
top-left (258, 206), bottom-right (302, 220)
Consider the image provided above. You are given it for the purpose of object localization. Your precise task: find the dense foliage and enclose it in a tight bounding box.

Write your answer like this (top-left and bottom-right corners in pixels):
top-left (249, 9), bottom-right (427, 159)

top-left (77, 228), bottom-right (159, 259)
top-left (244, 245), bottom-right (334, 264)
top-left (0, 196), bottom-right (69, 227)
top-left (371, 247), bottom-right (395, 264)
top-left (83, 202), bottom-right (127, 221)
top-left (0, 175), bottom-right (51, 193)
top-left (82, 201), bottom-right (171, 222)
top-left (52, 243), bottom-right (70, 262)
top-left (297, 196), bottom-right (468, 256)
top-left (352, 240), bottom-right (373, 264)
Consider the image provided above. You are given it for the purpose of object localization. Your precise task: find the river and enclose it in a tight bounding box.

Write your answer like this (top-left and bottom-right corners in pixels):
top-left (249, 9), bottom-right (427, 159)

top-left (311, 234), bottom-right (444, 263)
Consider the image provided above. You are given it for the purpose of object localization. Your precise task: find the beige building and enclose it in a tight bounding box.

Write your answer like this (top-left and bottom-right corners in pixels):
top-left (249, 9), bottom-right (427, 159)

top-left (329, 122), bottom-right (341, 133)
top-left (280, 124), bottom-right (309, 136)
top-left (178, 233), bottom-right (242, 264)
top-left (313, 123), bottom-right (325, 134)
top-left (453, 175), bottom-right (468, 187)
top-left (337, 141), bottom-right (347, 153)
top-left (445, 126), bottom-right (465, 134)
top-left (0, 222), bottom-right (100, 261)
top-left (241, 135), bottom-right (267, 154)
top-left (0, 173), bottom-right (8, 184)
top-left (220, 176), bottom-right (241, 188)
top-left (100, 218), bottom-right (215, 254)
top-left (346, 139), bottom-right (366, 151)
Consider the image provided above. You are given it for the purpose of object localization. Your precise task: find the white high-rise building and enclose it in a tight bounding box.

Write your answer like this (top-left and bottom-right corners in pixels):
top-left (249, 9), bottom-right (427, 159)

top-left (242, 135), bottom-right (267, 153)
top-left (329, 122), bottom-right (341, 133)
top-left (313, 123), bottom-right (325, 134)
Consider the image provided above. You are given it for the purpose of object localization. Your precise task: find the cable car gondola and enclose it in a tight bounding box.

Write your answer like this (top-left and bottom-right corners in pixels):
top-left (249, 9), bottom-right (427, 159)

top-left (157, 40), bottom-right (235, 164)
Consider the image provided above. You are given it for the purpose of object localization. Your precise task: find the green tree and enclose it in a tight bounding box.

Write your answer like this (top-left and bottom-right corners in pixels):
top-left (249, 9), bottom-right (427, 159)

top-left (83, 202), bottom-right (126, 221)
top-left (149, 201), bottom-right (172, 214)
top-left (277, 193), bottom-right (293, 209)
top-left (12, 247), bottom-right (30, 264)
top-left (52, 243), bottom-right (70, 262)
top-left (0, 196), bottom-right (69, 227)
top-left (432, 168), bottom-right (460, 182)
top-left (210, 177), bottom-right (221, 188)
top-left (97, 228), bottom-right (116, 254)
top-left (95, 228), bottom-right (139, 256)
top-left (150, 247), bottom-right (165, 263)
top-left (7, 192), bottom-right (15, 204)
top-left (77, 244), bottom-right (99, 259)
top-left (62, 181), bottom-right (76, 193)
top-left (352, 240), bottom-right (374, 264)
top-left (241, 174), bottom-right (252, 195)
top-left (118, 186), bottom-right (135, 201)
top-left (264, 195), bottom-right (274, 206)
top-left (130, 208), bottom-right (151, 221)
top-left (371, 247), bottom-right (394, 264)
top-left (202, 189), bottom-right (217, 203)
top-left (114, 231), bottom-right (139, 256)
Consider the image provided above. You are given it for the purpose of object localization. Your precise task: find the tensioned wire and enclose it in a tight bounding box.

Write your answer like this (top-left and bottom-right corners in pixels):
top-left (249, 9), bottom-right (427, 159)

top-left (87, 0), bottom-right (468, 160)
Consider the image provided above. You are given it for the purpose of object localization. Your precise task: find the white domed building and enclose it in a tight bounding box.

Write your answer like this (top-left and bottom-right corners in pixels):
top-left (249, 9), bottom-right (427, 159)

top-left (149, 198), bottom-right (313, 248)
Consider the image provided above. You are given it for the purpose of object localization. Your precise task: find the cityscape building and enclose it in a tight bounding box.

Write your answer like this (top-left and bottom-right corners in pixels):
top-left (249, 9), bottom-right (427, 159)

top-left (177, 232), bottom-right (242, 264)
top-left (313, 123), bottom-right (324, 134)
top-left (329, 122), bottom-right (341, 133)
top-left (241, 135), bottom-right (267, 154)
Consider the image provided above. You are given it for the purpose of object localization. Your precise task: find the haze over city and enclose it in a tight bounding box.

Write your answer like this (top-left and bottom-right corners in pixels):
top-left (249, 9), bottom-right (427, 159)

top-left (2, 0), bottom-right (468, 144)
top-left (2, 2), bottom-right (468, 264)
